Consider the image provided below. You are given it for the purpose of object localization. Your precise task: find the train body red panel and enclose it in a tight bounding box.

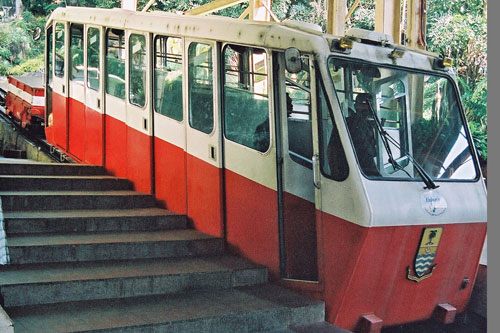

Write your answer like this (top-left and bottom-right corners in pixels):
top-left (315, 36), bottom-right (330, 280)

top-left (186, 154), bottom-right (223, 237)
top-left (52, 92), bottom-right (68, 150)
top-left (224, 168), bottom-right (280, 279)
top-left (154, 137), bottom-right (187, 214)
top-left (126, 125), bottom-right (153, 194)
top-left (5, 73), bottom-right (45, 129)
top-left (320, 216), bottom-right (486, 328)
top-left (104, 114), bottom-right (128, 178)
top-left (84, 106), bottom-right (104, 165)
top-left (44, 7), bottom-right (487, 331)
top-left (68, 97), bottom-right (86, 160)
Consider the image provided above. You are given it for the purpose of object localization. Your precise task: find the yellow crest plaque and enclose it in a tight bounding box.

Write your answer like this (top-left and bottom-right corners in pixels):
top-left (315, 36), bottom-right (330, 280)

top-left (407, 227), bottom-right (443, 283)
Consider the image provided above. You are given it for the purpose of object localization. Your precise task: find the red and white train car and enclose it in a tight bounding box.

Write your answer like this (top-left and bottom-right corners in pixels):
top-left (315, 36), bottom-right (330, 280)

top-left (5, 73), bottom-right (45, 129)
top-left (44, 7), bottom-right (487, 331)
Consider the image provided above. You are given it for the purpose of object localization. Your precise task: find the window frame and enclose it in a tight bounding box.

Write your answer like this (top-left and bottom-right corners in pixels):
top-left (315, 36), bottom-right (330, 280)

top-left (327, 55), bottom-right (481, 183)
top-left (54, 22), bottom-right (65, 78)
top-left (222, 43), bottom-right (272, 153)
top-left (105, 28), bottom-right (126, 100)
top-left (86, 26), bottom-right (101, 91)
top-left (128, 32), bottom-right (147, 108)
top-left (69, 23), bottom-right (84, 82)
top-left (187, 41), bottom-right (215, 135)
top-left (153, 34), bottom-right (184, 122)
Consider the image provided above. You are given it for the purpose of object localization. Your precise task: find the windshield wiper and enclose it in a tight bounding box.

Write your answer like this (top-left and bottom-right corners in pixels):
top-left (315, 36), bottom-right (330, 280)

top-left (365, 99), bottom-right (439, 190)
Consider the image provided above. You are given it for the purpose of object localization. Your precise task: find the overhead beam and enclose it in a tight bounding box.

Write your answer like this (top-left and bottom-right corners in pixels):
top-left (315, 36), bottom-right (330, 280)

top-left (327, 0), bottom-right (347, 36)
top-left (185, 0), bottom-right (248, 16)
top-left (375, 0), bottom-right (401, 44)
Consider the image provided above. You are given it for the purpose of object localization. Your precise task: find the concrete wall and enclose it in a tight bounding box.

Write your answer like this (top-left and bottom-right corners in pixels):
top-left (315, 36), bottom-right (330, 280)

top-left (0, 115), bottom-right (54, 163)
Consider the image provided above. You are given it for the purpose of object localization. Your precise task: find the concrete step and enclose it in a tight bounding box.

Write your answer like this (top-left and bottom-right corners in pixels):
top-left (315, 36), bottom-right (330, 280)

top-left (2, 149), bottom-right (26, 159)
top-left (7, 284), bottom-right (324, 332)
top-left (4, 208), bottom-right (186, 235)
top-left (272, 322), bottom-right (351, 332)
top-left (0, 175), bottom-right (133, 191)
top-left (0, 161), bottom-right (106, 176)
top-left (0, 255), bottom-right (267, 307)
top-left (0, 191), bottom-right (156, 211)
top-left (8, 230), bottom-right (223, 264)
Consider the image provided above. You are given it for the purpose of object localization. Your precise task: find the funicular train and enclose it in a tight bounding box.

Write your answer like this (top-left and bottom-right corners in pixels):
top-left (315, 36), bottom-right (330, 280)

top-left (44, 6), bottom-right (487, 331)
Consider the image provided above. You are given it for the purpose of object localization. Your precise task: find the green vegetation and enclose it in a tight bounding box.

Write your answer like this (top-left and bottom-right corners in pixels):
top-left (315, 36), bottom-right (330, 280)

top-left (426, 0), bottom-right (487, 161)
top-left (3, 0), bottom-right (487, 161)
top-left (0, 11), bottom-right (45, 75)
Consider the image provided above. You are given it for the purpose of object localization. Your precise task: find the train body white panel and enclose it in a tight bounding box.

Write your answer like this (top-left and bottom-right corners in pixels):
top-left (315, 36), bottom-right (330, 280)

top-left (105, 94), bottom-right (126, 123)
top-left (224, 140), bottom-right (278, 191)
top-left (154, 114), bottom-right (185, 150)
top-left (363, 179), bottom-right (487, 227)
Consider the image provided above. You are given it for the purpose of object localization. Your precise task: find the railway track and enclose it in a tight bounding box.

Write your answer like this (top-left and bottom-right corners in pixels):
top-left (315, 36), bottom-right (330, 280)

top-left (0, 87), bottom-right (73, 163)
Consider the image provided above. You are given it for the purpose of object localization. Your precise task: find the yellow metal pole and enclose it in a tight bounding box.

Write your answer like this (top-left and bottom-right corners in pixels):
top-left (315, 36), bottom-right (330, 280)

top-left (327, 0), bottom-right (347, 36)
top-left (375, 0), bottom-right (401, 44)
top-left (345, 0), bottom-right (361, 22)
top-left (185, 0), bottom-right (248, 16)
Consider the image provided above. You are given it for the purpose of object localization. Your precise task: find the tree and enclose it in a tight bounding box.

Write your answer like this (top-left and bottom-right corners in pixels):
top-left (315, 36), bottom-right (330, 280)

top-left (426, 0), bottom-right (487, 161)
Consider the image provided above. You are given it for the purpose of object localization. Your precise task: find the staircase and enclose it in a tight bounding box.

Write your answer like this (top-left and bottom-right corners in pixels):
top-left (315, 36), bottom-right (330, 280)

top-left (0, 160), bottom-right (326, 332)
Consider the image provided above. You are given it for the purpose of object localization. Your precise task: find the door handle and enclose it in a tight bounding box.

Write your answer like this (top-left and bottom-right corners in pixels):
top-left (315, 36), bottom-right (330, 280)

top-left (312, 154), bottom-right (321, 189)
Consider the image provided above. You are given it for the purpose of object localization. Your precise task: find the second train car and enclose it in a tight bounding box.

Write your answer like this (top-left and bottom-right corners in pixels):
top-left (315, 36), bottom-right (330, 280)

top-left (44, 7), bottom-right (487, 331)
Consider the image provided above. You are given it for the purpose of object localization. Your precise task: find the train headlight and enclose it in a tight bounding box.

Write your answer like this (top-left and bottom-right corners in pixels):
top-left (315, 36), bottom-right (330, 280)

top-left (433, 56), bottom-right (454, 70)
top-left (339, 37), bottom-right (354, 50)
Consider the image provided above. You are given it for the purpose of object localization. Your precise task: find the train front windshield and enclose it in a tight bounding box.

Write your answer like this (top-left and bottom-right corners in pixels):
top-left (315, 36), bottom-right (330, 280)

top-left (328, 57), bottom-right (479, 183)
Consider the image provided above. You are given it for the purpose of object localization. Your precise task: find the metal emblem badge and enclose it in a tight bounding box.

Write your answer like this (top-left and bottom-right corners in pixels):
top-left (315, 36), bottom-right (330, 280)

top-left (407, 227), bottom-right (443, 282)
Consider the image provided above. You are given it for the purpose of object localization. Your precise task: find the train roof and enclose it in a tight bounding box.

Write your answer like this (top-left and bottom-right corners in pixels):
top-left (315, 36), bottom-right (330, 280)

top-left (47, 6), bottom-right (444, 72)
top-left (47, 6), bottom-right (329, 53)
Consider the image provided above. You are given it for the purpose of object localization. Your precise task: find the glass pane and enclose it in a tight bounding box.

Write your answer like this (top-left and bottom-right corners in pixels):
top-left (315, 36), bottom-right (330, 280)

top-left (106, 29), bottom-right (125, 99)
top-left (154, 36), bottom-right (183, 121)
top-left (286, 57), bottom-right (312, 168)
top-left (328, 57), bottom-right (478, 181)
top-left (188, 42), bottom-right (214, 134)
top-left (318, 79), bottom-right (349, 181)
top-left (87, 27), bottom-right (100, 91)
top-left (70, 24), bottom-right (84, 82)
top-left (55, 23), bottom-right (65, 78)
top-left (46, 26), bottom-right (53, 126)
top-left (223, 45), bottom-right (269, 152)
top-left (47, 26), bottom-right (53, 85)
top-left (129, 34), bottom-right (146, 107)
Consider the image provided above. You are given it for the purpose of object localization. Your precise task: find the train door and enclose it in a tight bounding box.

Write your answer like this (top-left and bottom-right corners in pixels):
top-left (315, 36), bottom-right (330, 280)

top-left (104, 28), bottom-right (127, 178)
top-left (125, 31), bottom-right (153, 194)
top-left (222, 44), bottom-right (281, 276)
top-left (84, 26), bottom-right (104, 165)
top-left (52, 21), bottom-right (68, 150)
top-left (275, 54), bottom-right (319, 281)
top-left (152, 34), bottom-right (187, 213)
top-left (67, 23), bottom-right (85, 160)
top-left (185, 39), bottom-right (223, 237)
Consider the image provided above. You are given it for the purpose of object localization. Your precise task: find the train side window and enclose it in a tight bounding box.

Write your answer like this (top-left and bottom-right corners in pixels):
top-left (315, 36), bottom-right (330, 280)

top-left (70, 24), bottom-right (84, 82)
top-left (46, 26), bottom-right (53, 126)
top-left (105, 28), bottom-right (125, 99)
top-left (54, 23), bottom-right (65, 78)
top-left (87, 27), bottom-right (100, 91)
top-left (129, 33), bottom-right (146, 107)
top-left (318, 78), bottom-right (349, 181)
top-left (154, 35), bottom-right (183, 121)
top-left (47, 26), bottom-right (53, 86)
top-left (223, 44), bottom-right (269, 152)
top-left (188, 42), bottom-right (214, 134)
top-left (286, 57), bottom-right (312, 169)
